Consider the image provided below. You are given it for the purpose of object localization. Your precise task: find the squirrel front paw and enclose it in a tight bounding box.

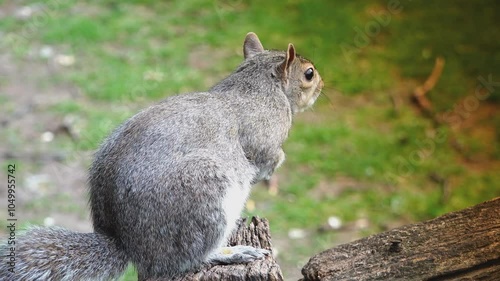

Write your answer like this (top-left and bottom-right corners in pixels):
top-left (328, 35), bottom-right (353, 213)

top-left (208, 246), bottom-right (270, 265)
top-left (276, 149), bottom-right (286, 169)
top-left (264, 149), bottom-right (285, 180)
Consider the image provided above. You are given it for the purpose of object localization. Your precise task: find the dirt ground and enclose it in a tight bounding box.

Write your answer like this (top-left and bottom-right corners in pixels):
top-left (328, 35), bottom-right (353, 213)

top-left (0, 49), bottom-right (93, 233)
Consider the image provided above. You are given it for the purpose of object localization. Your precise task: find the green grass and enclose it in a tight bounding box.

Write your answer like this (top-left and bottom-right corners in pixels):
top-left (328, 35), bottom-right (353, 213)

top-left (2, 0), bottom-right (498, 279)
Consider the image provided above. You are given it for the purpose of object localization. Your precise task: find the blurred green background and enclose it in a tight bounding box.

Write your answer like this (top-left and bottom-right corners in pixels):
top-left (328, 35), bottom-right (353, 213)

top-left (1, 0), bottom-right (498, 280)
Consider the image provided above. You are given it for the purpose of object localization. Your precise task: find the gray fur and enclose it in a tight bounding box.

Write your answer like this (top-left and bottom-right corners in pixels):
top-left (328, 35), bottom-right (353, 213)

top-left (0, 226), bottom-right (128, 281)
top-left (0, 32), bottom-right (323, 280)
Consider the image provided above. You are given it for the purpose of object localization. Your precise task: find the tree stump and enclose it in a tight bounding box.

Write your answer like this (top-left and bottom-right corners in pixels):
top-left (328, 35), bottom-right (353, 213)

top-left (301, 198), bottom-right (500, 280)
top-left (149, 216), bottom-right (283, 281)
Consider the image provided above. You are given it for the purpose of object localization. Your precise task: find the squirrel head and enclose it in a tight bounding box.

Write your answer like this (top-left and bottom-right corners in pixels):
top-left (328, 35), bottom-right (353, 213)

top-left (243, 32), bottom-right (324, 114)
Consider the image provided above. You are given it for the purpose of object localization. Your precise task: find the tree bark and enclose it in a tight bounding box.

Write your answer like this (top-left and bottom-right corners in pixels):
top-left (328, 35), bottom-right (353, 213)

top-left (301, 198), bottom-right (500, 281)
top-left (149, 216), bottom-right (283, 281)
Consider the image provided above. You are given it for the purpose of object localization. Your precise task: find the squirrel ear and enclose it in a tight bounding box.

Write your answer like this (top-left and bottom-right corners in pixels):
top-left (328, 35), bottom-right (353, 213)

top-left (285, 43), bottom-right (296, 69)
top-left (280, 43), bottom-right (296, 76)
top-left (244, 32), bottom-right (264, 59)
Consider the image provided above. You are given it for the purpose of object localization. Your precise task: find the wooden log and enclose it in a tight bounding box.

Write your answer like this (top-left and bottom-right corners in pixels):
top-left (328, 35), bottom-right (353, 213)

top-left (149, 217), bottom-right (283, 281)
top-left (301, 198), bottom-right (500, 281)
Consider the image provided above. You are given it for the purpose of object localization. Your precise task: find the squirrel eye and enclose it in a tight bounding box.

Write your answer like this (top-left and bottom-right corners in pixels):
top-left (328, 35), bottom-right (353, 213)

top-left (304, 67), bottom-right (314, 81)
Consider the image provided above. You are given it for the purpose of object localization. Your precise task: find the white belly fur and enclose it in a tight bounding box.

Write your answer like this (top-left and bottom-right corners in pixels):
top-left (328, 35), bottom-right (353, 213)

top-left (221, 180), bottom-right (251, 244)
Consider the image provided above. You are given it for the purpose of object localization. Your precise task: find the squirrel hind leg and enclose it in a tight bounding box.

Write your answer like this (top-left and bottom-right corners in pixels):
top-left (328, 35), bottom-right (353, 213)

top-left (207, 245), bottom-right (270, 265)
top-left (122, 156), bottom-right (240, 279)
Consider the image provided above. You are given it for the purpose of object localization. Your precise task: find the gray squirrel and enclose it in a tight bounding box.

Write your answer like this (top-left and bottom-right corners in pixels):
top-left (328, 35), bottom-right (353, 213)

top-left (0, 32), bottom-right (323, 280)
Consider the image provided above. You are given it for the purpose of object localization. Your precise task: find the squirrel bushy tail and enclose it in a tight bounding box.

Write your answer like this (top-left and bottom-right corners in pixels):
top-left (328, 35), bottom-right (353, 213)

top-left (0, 226), bottom-right (128, 281)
